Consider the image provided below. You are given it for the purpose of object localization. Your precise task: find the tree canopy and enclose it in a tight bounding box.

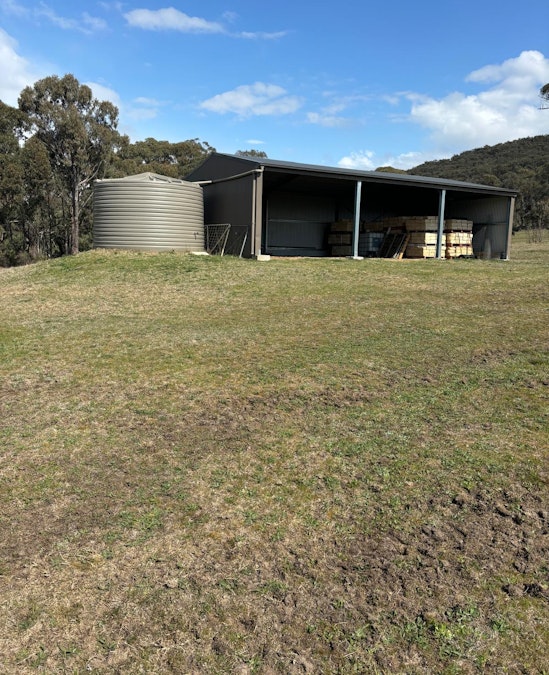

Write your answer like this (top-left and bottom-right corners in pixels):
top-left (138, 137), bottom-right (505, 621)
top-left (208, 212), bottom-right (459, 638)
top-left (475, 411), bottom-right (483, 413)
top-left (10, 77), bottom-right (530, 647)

top-left (18, 74), bottom-right (121, 254)
top-left (236, 149), bottom-right (268, 159)
top-left (108, 137), bottom-right (213, 179)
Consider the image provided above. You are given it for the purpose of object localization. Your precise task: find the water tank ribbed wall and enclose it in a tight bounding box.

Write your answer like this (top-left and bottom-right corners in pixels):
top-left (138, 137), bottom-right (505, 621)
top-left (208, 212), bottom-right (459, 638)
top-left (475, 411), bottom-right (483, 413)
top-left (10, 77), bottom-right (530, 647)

top-left (93, 172), bottom-right (205, 251)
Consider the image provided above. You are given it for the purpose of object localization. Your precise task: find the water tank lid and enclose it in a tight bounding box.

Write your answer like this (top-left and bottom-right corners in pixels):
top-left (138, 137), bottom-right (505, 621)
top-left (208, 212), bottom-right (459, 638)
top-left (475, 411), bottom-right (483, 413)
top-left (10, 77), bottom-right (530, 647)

top-left (95, 172), bottom-right (195, 185)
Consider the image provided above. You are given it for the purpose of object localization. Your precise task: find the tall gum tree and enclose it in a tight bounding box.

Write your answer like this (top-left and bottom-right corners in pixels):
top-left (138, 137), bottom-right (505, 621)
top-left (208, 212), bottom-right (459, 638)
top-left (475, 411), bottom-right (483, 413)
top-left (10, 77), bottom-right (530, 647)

top-left (18, 74), bottom-right (121, 254)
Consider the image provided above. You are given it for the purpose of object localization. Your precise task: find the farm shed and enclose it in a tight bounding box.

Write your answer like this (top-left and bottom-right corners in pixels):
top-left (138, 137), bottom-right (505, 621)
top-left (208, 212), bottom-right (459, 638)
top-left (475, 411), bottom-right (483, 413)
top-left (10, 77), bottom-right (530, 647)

top-left (186, 153), bottom-right (518, 260)
top-left (93, 172), bottom-right (205, 252)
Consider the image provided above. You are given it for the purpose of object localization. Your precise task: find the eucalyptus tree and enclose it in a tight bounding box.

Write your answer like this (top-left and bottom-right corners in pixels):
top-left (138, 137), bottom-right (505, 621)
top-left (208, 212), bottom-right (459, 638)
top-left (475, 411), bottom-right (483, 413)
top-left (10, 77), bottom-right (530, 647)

top-left (0, 102), bottom-right (25, 264)
top-left (236, 149), bottom-right (267, 159)
top-left (20, 135), bottom-right (61, 259)
top-left (18, 74), bottom-right (121, 254)
top-left (109, 137), bottom-right (214, 178)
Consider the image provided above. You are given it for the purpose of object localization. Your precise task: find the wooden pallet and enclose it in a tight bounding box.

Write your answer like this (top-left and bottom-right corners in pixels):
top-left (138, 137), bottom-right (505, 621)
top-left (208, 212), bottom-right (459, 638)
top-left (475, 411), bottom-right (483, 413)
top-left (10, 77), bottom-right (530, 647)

top-left (405, 244), bottom-right (446, 258)
top-left (445, 219), bottom-right (473, 231)
top-left (445, 231), bottom-right (473, 246)
top-left (446, 245), bottom-right (474, 258)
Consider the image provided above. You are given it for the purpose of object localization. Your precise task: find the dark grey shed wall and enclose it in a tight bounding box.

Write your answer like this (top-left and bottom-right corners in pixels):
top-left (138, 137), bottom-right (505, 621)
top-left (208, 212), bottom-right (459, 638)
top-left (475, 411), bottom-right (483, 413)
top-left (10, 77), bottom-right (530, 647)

top-left (201, 175), bottom-right (255, 258)
top-left (266, 191), bottom-right (338, 256)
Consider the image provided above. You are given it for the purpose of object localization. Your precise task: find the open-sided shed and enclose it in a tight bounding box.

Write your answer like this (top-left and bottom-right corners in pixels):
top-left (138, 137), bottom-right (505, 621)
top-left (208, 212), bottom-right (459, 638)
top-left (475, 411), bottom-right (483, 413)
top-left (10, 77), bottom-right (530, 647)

top-left (186, 153), bottom-right (518, 260)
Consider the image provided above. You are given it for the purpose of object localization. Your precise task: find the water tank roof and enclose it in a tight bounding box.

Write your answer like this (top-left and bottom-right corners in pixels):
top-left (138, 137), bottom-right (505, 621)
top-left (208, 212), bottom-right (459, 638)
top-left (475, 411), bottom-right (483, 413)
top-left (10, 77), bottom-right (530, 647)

top-left (96, 172), bottom-right (195, 185)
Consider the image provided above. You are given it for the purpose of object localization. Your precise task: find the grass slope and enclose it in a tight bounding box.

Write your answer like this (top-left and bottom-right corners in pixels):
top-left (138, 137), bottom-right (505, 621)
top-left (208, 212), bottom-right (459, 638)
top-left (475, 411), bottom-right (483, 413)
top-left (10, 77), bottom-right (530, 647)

top-left (1, 234), bottom-right (548, 673)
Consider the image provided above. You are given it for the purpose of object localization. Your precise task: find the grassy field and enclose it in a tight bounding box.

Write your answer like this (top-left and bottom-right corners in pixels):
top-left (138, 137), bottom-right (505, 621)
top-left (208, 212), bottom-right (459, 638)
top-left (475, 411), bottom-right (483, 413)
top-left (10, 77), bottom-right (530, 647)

top-left (1, 233), bottom-right (548, 673)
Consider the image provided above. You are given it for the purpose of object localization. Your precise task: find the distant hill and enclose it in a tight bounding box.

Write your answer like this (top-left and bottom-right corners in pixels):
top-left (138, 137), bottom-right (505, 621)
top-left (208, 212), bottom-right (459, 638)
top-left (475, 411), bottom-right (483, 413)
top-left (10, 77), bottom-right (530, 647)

top-left (409, 135), bottom-right (549, 229)
top-left (409, 135), bottom-right (549, 190)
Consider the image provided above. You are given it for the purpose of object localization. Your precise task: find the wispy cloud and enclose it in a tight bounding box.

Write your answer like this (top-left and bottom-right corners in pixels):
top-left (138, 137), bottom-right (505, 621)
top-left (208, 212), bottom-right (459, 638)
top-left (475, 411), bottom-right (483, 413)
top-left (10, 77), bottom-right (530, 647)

top-left (134, 96), bottom-right (166, 107)
top-left (82, 12), bottom-right (108, 32)
top-left (124, 7), bottom-right (223, 33)
top-left (98, 1), bottom-right (123, 11)
top-left (124, 7), bottom-right (287, 39)
top-left (238, 30), bottom-right (288, 40)
top-left (306, 92), bottom-right (372, 128)
top-left (127, 96), bottom-right (170, 121)
top-left (0, 0), bottom-right (29, 17)
top-left (200, 82), bottom-right (302, 117)
top-left (35, 3), bottom-right (107, 33)
top-left (85, 82), bottom-right (165, 126)
top-left (1, 1), bottom-right (106, 32)
top-left (306, 111), bottom-right (350, 128)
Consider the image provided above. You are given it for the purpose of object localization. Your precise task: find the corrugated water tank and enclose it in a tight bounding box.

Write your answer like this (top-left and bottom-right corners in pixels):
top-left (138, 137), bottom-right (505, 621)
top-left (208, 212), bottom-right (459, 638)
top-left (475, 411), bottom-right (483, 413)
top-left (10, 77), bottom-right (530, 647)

top-left (93, 172), bottom-right (205, 251)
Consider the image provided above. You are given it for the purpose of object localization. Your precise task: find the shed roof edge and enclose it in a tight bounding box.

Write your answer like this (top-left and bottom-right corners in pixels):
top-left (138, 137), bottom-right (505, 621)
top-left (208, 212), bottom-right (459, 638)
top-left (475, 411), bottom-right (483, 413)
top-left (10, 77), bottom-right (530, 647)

top-left (194, 152), bottom-right (518, 196)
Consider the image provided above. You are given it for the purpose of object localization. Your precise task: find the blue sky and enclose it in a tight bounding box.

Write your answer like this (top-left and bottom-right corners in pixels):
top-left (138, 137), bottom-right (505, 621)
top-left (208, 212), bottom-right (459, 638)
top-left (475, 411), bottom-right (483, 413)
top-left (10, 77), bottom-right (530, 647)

top-left (1, 0), bottom-right (549, 169)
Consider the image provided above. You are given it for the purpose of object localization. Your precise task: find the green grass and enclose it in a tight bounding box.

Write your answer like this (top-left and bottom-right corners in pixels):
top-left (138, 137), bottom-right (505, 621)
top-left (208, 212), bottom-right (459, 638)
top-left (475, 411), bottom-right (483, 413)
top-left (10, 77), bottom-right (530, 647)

top-left (0, 232), bottom-right (548, 673)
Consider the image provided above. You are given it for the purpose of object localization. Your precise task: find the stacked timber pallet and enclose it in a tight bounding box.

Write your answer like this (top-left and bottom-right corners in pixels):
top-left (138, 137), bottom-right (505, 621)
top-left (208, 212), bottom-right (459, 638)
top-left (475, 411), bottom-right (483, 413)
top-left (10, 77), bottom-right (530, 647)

top-left (327, 216), bottom-right (474, 259)
top-left (404, 216), bottom-right (444, 258)
top-left (402, 216), bottom-right (474, 258)
top-left (444, 219), bottom-right (473, 258)
top-left (328, 220), bottom-right (354, 256)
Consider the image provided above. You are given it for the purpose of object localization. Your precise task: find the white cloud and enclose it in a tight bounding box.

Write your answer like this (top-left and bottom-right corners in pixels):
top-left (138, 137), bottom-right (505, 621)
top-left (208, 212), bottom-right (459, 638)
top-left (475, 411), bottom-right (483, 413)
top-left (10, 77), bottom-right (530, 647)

top-left (466, 50), bottom-right (549, 88)
top-left (124, 7), bottom-right (287, 40)
top-left (379, 151), bottom-right (443, 171)
top-left (200, 82), bottom-right (302, 117)
top-left (0, 28), bottom-right (39, 104)
top-left (86, 81), bottom-right (121, 106)
top-left (408, 50), bottom-right (549, 152)
top-left (338, 151), bottom-right (376, 171)
top-left (337, 149), bottom-right (445, 172)
top-left (124, 8), bottom-right (224, 33)
top-left (86, 83), bottom-right (163, 123)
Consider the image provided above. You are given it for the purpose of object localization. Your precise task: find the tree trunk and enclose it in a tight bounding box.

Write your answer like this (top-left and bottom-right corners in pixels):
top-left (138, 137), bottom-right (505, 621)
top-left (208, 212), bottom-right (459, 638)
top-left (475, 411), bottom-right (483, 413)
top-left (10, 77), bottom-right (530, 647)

top-left (70, 171), bottom-right (79, 255)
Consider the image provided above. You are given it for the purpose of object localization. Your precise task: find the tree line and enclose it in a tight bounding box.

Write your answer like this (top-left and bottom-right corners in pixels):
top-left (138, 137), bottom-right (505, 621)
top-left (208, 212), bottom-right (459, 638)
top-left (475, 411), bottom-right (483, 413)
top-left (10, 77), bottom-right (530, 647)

top-left (0, 74), bottom-right (212, 266)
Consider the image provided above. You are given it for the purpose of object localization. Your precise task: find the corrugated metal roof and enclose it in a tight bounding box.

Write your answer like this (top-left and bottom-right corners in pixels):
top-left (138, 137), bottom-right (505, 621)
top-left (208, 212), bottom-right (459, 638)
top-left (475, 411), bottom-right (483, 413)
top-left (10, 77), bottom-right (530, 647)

top-left (206, 153), bottom-right (518, 196)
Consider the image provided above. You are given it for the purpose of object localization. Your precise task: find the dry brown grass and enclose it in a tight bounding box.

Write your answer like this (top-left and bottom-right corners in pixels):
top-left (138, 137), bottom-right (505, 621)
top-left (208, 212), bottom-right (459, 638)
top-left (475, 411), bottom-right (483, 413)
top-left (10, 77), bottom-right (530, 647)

top-left (1, 234), bottom-right (548, 673)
